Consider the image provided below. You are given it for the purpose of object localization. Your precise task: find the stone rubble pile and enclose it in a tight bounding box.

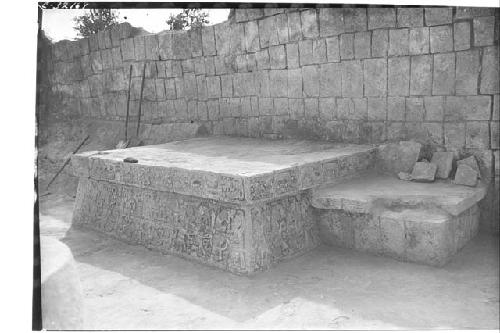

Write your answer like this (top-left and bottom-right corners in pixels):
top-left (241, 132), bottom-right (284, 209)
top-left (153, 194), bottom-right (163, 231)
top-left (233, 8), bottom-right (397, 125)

top-left (384, 140), bottom-right (481, 186)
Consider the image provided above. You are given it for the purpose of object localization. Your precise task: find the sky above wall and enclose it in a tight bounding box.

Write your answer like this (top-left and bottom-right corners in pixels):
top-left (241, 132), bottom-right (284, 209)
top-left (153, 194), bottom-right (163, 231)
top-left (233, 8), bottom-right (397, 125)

top-left (42, 9), bottom-right (230, 42)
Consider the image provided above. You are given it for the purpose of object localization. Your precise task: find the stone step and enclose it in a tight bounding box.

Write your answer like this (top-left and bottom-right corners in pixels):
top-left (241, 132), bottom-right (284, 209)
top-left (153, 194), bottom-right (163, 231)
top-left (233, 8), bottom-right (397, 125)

top-left (312, 175), bottom-right (487, 216)
top-left (312, 175), bottom-right (486, 266)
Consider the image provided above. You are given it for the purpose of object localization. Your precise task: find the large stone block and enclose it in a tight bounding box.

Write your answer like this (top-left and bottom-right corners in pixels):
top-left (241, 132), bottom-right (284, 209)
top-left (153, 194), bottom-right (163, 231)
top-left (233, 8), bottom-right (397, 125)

top-left (465, 121), bottom-right (490, 149)
top-left (454, 164), bottom-right (478, 186)
top-left (269, 70), bottom-right (288, 97)
top-left (371, 29), bottom-right (388, 57)
top-left (341, 60), bottom-right (363, 97)
top-left (196, 75), bottom-right (208, 101)
top-left (201, 26), bottom-right (216, 56)
top-left (364, 58), bottom-right (387, 96)
top-left (243, 21), bottom-right (259, 53)
top-left (405, 97), bottom-right (425, 121)
top-left (431, 152), bottom-right (454, 179)
top-left (444, 122), bottom-right (466, 148)
top-left (255, 70), bottom-right (270, 97)
top-left (230, 23), bottom-right (245, 54)
top-left (319, 98), bottom-right (336, 121)
top-left (432, 53), bottom-right (455, 95)
top-left (144, 34), bottom-right (159, 60)
top-left (354, 31), bottom-right (371, 59)
top-left (397, 8), bottom-right (423, 27)
top-left (368, 8), bottom-right (396, 30)
top-left (100, 49), bottom-right (113, 70)
top-left (276, 13), bottom-right (289, 44)
top-left (473, 16), bottom-right (495, 47)
top-left (172, 31), bottom-right (191, 60)
top-left (340, 33), bottom-right (354, 60)
top-left (424, 7), bottom-right (453, 26)
top-left (480, 46), bottom-right (499, 94)
top-left (259, 15), bottom-right (279, 48)
top-left (215, 22), bottom-right (231, 55)
top-left (410, 55), bottom-right (432, 96)
top-left (287, 68), bottom-right (302, 98)
top-left (269, 45), bottom-right (286, 69)
top-left (287, 10), bottom-right (302, 42)
top-left (206, 76), bottom-right (221, 98)
top-left (455, 49), bottom-right (480, 96)
top-left (157, 33), bottom-right (173, 60)
top-left (302, 65), bottom-right (320, 97)
top-left (367, 97), bottom-right (387, 120)
top-left (377, 140), bottom-right (422, 174)
top-left (319, 8), bottom-right (344, 37)
top-left (286, 43), bottom-right (299, 68)
top-left (409, 27), bottom-right (429, 55)
top-left (423, 96), bottom-right (444, 121)
top-left (388, 56), bottom-right (410, 97)
top-left (301, 9), bottom-right (319, 38)
top-left (255, 49), bottom-right (270, 70)
top-left (133, 36), bottom-right (146, 60)
top-left (388, 28), bottom-right (409, 56)
top-left (344, 8), bottom-right (367, 33)
top-left (326, 36), bottom-right (340, 62)
top-left (189, 28), bottom-right (203, 57)
top-left (319, 63), bottom-right (342, 97)
top-left (454, 21), bottom-right (470, 51)
top-left (387, 96), bottom-right (405, 120)
top-left (430, 25), bottom-right (453, 53)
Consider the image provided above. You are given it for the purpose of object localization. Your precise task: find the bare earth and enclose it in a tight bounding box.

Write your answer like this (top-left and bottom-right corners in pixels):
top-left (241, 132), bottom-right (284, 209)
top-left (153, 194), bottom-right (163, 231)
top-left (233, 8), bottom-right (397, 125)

top-left (39, 193), bottom-right (499, 330)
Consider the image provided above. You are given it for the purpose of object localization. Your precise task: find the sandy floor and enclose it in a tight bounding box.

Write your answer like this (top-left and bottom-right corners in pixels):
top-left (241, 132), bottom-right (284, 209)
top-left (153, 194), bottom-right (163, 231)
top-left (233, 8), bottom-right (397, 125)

top-left (39, 193), bottom-right (499, 330)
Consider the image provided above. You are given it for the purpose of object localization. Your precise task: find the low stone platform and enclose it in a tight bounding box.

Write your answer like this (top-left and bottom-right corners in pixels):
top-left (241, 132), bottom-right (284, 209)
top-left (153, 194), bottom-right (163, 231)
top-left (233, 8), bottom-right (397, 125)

top-left (312, 175), bottom-right (486, 266)
top-left (71, 137), bottom-right (376, 274)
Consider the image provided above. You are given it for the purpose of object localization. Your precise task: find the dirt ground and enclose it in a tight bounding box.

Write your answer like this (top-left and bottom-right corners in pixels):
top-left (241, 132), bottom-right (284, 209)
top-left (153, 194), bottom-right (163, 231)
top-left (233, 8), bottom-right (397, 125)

top-left (39, 193), bottom-right (499, 330)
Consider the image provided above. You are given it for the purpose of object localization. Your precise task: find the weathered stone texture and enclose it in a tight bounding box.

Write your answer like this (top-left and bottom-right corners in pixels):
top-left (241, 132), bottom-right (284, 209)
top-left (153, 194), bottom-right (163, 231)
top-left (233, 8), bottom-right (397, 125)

top-left (410, 55), bottom-right (432, 96)
top-left (319, 8), bottom-right (344, 37)
top-left (354, 31), bottom-right (371, 59)
top-left (455, 50), bottom-right (480, 96)
top-left (319, 63), bottom-right (342, 97)
top-left (473, 16), bottom-right (495, 47)
top-left (341, 60), bottom-right (363, 97)
top-left (388, 57), bottom-right (410, 96)
top-left (431, 152), bottom-right (454, 179)
top-left (480, 46), bottom-right (499, 94)
top-left (454, 22), bottom-right (470, 51)
top-left (409, 27), bottom-right (429, 55)
top-left (364, 58), bottom-right (387, 96)
top-left (433, 53), bottom-right (455, 95)
top-left (340, 33), bottom-right (355, 60)
top-left (368, 8), bottom-right (396, 30)
top-left (425, 7), bottom-right (453, 26)
top-left (430, 25), bottom-right (453, 53)
top-left (397, 8), bottom-right (423, 27)
top-left (389, 29), bottom-right (409, 56)
top-left (301, 9), bottom-right (319, 38)
top-left (371, 29), bottom-right (388, 58)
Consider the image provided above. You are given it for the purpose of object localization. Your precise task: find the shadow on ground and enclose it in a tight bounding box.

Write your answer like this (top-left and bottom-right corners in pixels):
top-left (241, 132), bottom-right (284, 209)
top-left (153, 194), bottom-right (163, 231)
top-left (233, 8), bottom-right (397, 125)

top-left (39, 194), bottom-right (499, 330)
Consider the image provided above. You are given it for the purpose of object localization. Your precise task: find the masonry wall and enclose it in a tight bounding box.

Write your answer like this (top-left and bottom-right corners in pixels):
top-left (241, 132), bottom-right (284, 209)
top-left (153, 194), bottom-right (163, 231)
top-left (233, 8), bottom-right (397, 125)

top-left (41, 6), bottom-right (499, 232)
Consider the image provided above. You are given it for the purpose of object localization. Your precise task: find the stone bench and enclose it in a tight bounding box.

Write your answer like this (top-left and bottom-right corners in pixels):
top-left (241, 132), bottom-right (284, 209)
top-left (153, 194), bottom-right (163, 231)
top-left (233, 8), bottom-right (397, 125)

top-left (71, 137), bottom-right (376, 274)
top-left (312, 175), bottom-right (487, 266)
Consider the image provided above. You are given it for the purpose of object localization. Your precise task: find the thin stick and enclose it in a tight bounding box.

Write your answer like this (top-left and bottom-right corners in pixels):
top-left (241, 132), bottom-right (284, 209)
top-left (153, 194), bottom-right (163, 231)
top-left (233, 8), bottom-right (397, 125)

top-left (124, 64), bottom-right (133, 141)
top-left (136, 63), bottom-right (147, 137)
top-left (46, 135), bottom-right (90, 190)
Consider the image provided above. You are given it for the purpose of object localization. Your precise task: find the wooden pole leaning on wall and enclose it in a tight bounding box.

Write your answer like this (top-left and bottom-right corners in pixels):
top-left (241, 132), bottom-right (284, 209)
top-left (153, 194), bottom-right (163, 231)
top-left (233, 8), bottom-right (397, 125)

top-left (136, 63), bottom-right (147, 137)
top-left (124, 64), bottom-right (133, 141)
top-left (46, 135), bottom-right (90, 191)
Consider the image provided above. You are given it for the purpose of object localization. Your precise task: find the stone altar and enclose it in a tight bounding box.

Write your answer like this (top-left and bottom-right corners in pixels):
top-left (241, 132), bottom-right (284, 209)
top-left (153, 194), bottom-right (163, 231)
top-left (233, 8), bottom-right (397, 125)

top-left (71, 137), bottom-right (376, 274)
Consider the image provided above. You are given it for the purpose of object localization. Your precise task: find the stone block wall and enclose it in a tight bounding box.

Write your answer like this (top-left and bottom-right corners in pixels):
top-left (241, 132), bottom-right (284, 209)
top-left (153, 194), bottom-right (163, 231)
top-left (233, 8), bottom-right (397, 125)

top-left (41, 5), bottom-right (499, 232)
